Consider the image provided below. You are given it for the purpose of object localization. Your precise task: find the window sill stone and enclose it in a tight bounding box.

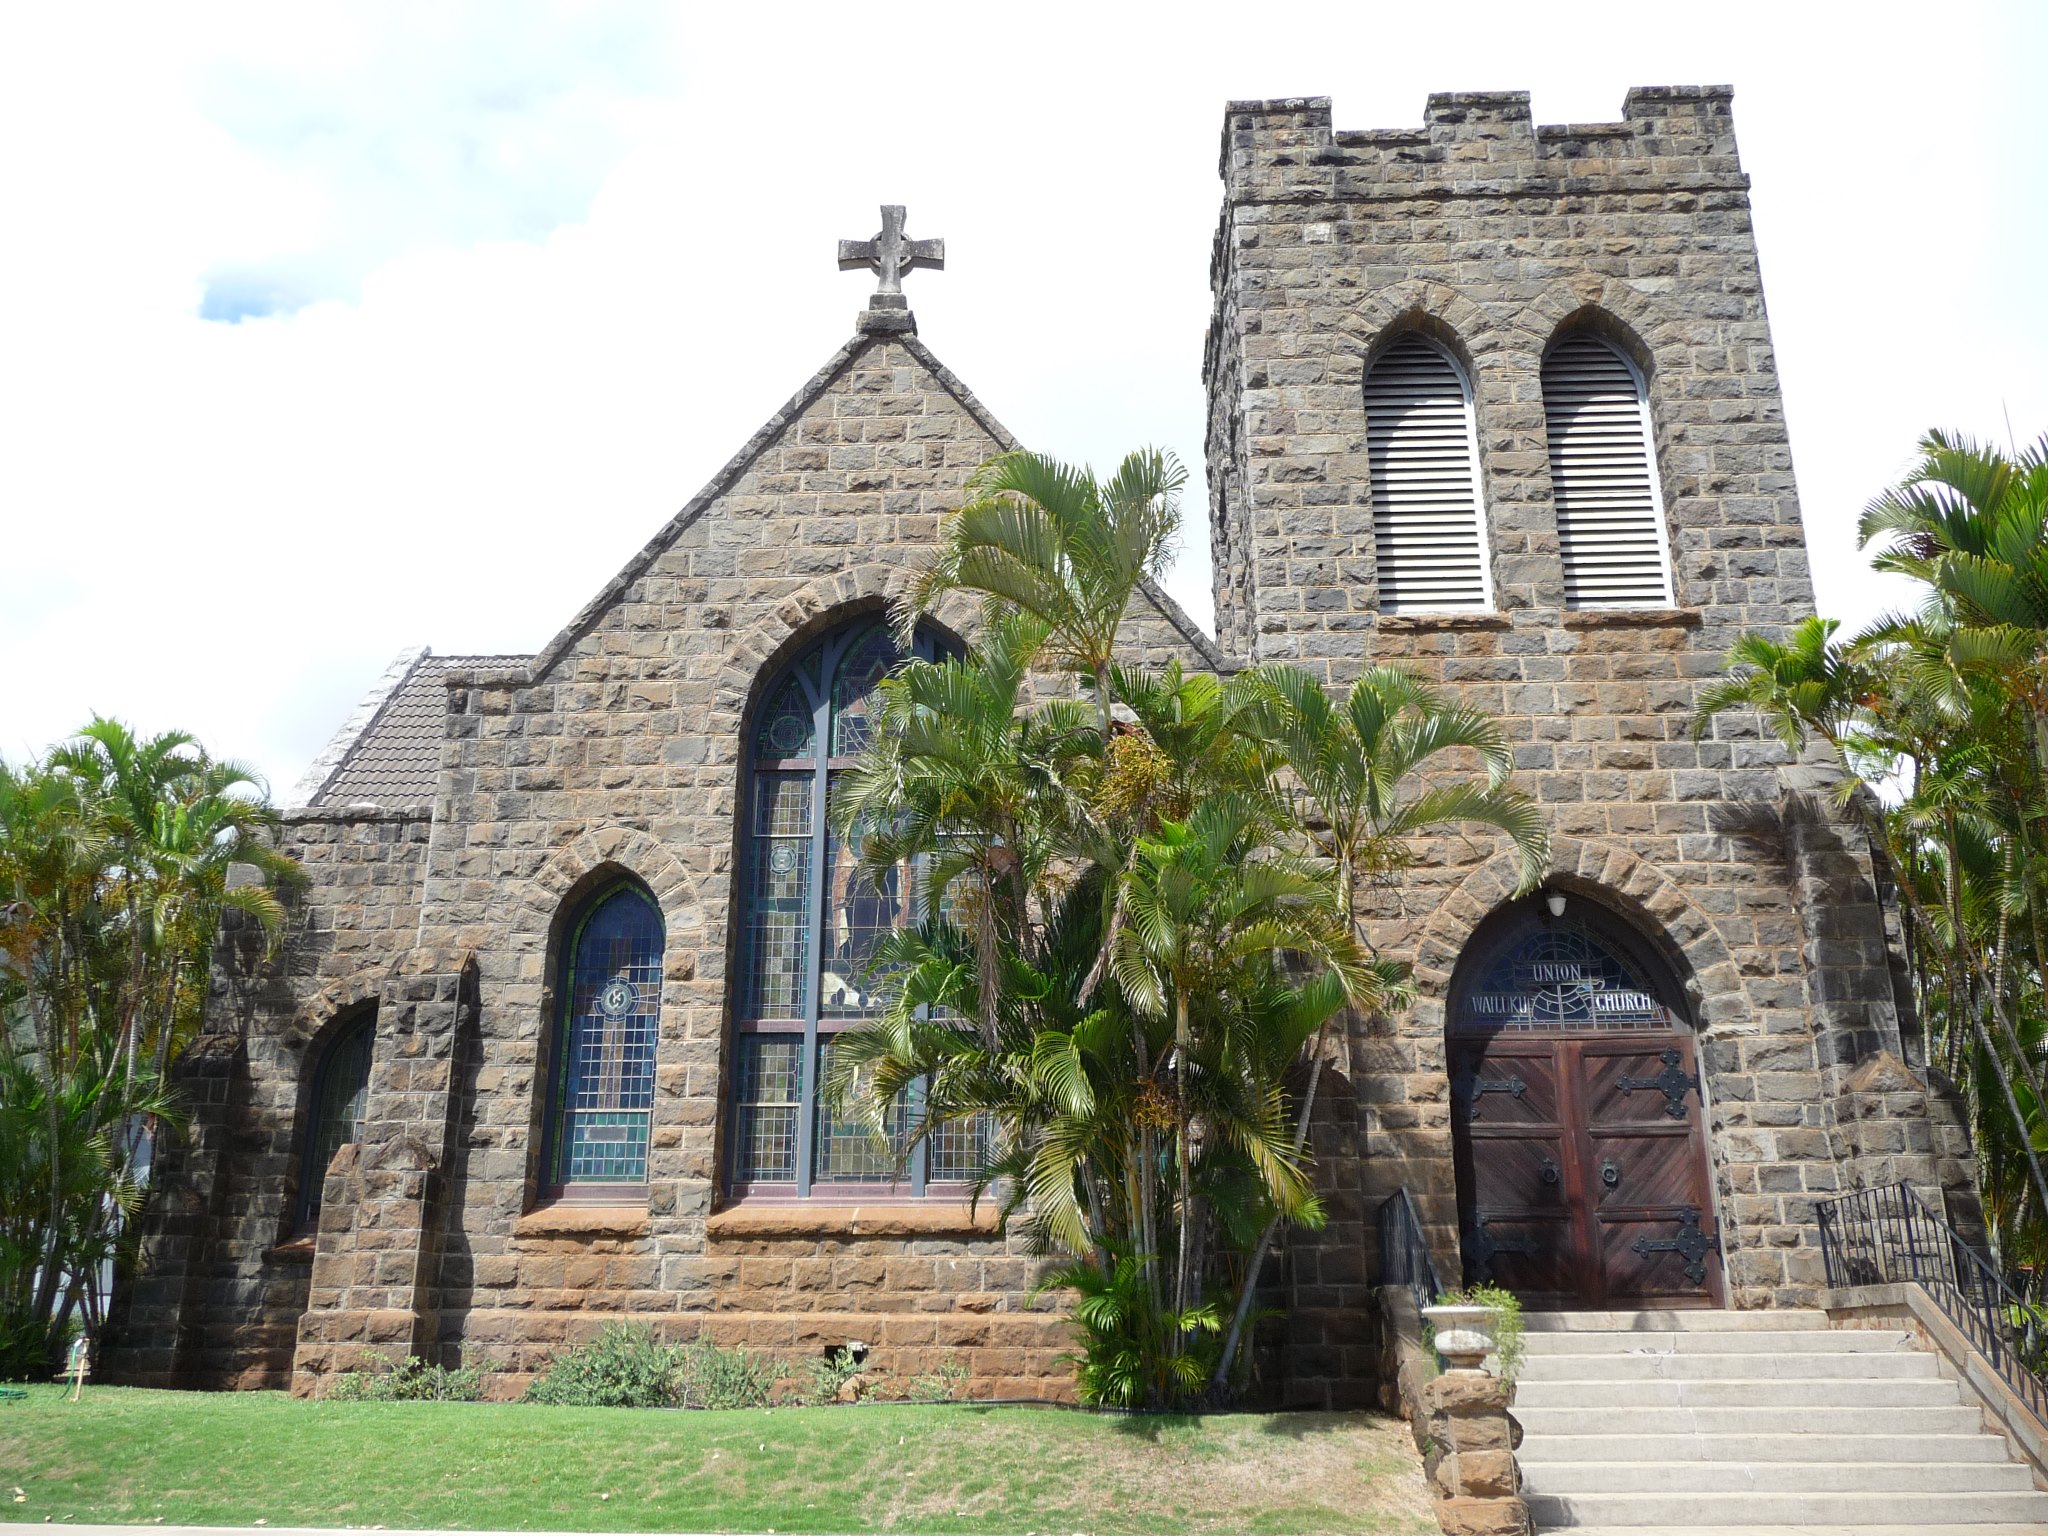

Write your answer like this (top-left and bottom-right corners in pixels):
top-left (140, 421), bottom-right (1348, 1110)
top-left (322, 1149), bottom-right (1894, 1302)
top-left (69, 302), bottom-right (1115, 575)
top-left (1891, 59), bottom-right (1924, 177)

top-left (1561, 606), bottom-right (1703, 628)
top-left (266, 1236), bottom-right (316, 1265)
top-left (514, 1203), bottom-right (650, 1239)
top-left (706, 1202), bottom-right (1001, 1240)
top-left (1373, 612), bottom-right (1512, 632)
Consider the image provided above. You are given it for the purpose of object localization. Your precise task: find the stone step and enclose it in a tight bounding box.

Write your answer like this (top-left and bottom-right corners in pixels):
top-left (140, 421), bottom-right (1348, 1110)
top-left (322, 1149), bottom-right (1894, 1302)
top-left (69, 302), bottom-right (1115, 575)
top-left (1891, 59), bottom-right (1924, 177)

top-left (1518, 1431), bottom-right (2015, 1465)
top-left (1523, 1309), bottom-right (1829, 1333)
top-left (1514, 1375), bottom-right (1962, 1409)
top-left (1520, 1458), bottom-right (2039, 1495)
top-left (1554, 1527), bottom-right (2048, 1536)
top-left (1513, 1403), bottom-right (1988, 1436)
top-left (1518, 1348), bottom-right (1940, 1381)
top-left (1525, 1327), bottom-right (1917, 1355)
top-left (1524, 1488), bottom-right (2048, 1528)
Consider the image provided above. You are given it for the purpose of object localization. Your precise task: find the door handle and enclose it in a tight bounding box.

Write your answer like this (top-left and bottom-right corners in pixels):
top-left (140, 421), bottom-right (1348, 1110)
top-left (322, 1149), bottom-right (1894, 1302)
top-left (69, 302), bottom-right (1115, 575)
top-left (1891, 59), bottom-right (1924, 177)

top-left (1601, 1158), bottom-right (1621, 1189)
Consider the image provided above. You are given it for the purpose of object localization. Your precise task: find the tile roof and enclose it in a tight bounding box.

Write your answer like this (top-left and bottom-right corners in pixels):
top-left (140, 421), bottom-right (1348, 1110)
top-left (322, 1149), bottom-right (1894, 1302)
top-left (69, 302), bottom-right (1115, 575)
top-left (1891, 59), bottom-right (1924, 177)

top-left (306, 651), bottom-right (528, 809)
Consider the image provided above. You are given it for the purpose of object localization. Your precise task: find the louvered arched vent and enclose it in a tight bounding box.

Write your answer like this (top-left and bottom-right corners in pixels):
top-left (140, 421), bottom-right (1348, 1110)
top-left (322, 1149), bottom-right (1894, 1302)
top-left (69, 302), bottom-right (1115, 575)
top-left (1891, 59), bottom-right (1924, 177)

top-left (1363, 334), bottom-right (1491, 613)
top-left (1543, 334), bottom-right (1675, 608)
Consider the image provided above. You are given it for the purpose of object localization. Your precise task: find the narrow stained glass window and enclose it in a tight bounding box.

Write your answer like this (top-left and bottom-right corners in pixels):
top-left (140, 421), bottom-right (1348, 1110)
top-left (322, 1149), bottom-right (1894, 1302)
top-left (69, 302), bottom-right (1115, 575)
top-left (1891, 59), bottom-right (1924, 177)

top-left (745, 774), bottom-right (813, 1020)
top-left (552, 883), bottom-right (664, 1186)
top-left (813, 1039), bottom-right (908, 1183)
top-left (299, 1011), bottom-right (374, 1229)
top-left (732, 1035), bottom-right (802, 1182)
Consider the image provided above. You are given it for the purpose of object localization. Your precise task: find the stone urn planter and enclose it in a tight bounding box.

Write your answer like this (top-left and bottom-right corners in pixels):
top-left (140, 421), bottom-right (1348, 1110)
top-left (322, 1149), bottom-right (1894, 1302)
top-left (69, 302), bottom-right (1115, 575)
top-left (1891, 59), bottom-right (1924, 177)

top-left (1422, 1303), bottom-right (1500, 1373)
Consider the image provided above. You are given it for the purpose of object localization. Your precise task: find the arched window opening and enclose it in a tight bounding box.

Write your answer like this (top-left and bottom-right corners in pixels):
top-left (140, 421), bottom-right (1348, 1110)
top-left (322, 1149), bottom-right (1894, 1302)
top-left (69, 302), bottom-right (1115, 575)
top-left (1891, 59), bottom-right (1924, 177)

top-left (1450, 897), bottom-right (1685, 1035)
top-left (1542, 332), bottom-right (1676, 608)
top-left (297, 1008), bottom-right (375, 1231)
top-left (731, 616), bottom-right (988, 1198)
top-left (1363, 333), bottom-right (1492, 613)
top-left (546, 882), bottom-right (664, 1192)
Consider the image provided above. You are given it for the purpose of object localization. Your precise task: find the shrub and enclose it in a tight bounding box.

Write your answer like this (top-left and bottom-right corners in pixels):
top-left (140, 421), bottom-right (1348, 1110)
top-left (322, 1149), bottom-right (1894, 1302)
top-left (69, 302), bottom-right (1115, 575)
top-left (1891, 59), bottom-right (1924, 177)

top-left (674, 1332), bottom-right (774, 1410)
top-left (328, 1353), bottom-right (486, 1402)
top-left (903, 1354), bottom-right (970, 1403)
top-left (789, 1346), bottom-right (864, 1407)
top-left (523, 1323), bottom-right (682, 1408)
top-left (522, 1323), bottom-right (776, 1410)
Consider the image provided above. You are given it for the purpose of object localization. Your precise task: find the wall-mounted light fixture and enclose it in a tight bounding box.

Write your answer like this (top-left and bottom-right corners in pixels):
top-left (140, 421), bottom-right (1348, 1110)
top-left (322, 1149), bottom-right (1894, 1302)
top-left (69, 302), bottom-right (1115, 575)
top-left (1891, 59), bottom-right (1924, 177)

top-left (1545, 890), bottom-right (1567, 919)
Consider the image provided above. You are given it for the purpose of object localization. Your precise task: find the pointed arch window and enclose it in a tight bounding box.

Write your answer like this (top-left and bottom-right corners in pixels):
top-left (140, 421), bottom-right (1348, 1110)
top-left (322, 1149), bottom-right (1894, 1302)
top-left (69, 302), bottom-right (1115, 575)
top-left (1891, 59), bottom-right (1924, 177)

top-left (1542, 333), bottom-right (1676, 608)
top-left (1363, 333), bottom-right (1493, 612)
top-left (545, 882), bottom-right (665, 1192)
top-left (297, 1008), bottom-right (374, 1230)
top-left (731, 616), bottom-right (985, 1198)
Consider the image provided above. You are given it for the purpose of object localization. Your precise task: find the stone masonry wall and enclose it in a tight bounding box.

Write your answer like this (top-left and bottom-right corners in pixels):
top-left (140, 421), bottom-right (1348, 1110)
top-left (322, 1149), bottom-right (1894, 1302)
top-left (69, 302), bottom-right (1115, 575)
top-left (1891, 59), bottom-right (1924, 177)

top-left (109, 808), bottom-right (434, 1388)
top-left (1203, 89), bottom-right (1977, 1406)
top-left (192, 315), bottom-right (1212, 1399)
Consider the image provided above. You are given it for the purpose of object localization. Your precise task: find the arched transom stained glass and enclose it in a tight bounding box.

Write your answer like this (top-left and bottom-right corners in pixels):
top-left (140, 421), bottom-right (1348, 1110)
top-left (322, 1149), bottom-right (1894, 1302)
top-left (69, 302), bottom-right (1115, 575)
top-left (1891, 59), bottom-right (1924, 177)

top-left (1453, 915), bottom-right (1678, 1034)
top-left (299, 1009), bottom-right (374, 1229)
top-left (548, 883), bottom-right (665, 1188)
top-left (731, 617), bottom-right (985, 1197)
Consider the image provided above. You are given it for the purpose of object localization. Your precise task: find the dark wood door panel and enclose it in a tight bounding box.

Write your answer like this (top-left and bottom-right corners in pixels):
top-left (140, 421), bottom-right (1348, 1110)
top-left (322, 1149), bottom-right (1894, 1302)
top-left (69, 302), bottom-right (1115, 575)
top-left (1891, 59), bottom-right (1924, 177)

top-left (1449, 1039), bottom-right (1564, 1128)
top-left (1464, 1131), bottom-right (1572, 1213)
top-left (1465, 1213), bottom-right (1576, 1304)
top-left (1586, 1124), bottom-right (1700, 1211)
top-left (1596, 1206), bottom-right (1722, 1304)
top-left (1579, 1040), bottom-right (1705, 1125)
top-left (1452, 1027), bottom-right (1722, 1309)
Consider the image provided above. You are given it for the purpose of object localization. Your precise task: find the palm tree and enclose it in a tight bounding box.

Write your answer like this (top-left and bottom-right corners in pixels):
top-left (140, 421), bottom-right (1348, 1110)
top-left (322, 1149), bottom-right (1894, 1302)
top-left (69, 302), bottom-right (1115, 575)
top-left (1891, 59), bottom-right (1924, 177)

top-left (1210, 663), bottom-right (1549, 1389)
top-left (0, 720), bottom-right (295, 1376)
top-left (1697, 428), bottom-right (2048, 1285)
top-left (1107, 793), bottom-right (1379, 1334)
top-left (897, 448), bottom-right (1184, 740)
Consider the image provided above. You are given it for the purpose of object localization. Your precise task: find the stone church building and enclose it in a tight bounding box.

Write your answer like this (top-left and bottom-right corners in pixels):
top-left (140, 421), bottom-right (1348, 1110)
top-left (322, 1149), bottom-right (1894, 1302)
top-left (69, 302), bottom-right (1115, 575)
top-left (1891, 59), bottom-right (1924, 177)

top-left (108, 87), bottom-right (1976, 1406)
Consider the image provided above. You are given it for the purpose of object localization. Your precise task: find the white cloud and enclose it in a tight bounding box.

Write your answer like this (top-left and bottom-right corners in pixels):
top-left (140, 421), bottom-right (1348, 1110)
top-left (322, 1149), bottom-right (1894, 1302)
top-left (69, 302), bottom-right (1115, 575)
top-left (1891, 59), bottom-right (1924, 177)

top-left (1, 1), bottom-right (2042, 797)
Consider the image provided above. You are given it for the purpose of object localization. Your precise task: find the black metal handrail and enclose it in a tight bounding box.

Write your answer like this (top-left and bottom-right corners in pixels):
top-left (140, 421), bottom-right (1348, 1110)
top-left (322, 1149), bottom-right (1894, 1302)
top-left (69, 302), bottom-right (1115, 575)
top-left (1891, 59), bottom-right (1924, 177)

top-left (1816, 1181), bottom-right (2048, 1424)
top-left (1376, 1186), bottom-right (1445, 1320)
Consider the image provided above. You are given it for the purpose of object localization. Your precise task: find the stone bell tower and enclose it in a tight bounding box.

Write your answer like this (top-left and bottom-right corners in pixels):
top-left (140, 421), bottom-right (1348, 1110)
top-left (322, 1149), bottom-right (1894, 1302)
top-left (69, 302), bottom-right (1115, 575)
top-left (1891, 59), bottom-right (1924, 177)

top-left (1203, 89), bottom-right (1978, 1404)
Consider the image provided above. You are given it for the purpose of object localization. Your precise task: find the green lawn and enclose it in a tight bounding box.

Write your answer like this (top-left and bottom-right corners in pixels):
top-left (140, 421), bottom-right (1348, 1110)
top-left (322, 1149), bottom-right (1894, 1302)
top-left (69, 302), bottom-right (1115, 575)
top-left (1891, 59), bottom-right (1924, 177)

top-left (0, 1386), bottom-right (1433, 1536)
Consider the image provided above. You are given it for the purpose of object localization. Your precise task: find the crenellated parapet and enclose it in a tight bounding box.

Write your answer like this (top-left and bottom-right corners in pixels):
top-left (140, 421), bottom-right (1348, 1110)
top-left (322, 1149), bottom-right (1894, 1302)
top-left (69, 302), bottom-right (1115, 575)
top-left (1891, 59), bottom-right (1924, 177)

top-left (1218, 87), bottom-right (1743, 204)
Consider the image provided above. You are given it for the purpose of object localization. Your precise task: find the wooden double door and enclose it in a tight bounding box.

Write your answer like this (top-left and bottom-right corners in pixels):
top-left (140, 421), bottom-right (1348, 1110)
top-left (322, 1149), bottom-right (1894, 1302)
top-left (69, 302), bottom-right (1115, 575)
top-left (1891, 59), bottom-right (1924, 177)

top-left (1450, 1029), bottom-right (1723, 1308)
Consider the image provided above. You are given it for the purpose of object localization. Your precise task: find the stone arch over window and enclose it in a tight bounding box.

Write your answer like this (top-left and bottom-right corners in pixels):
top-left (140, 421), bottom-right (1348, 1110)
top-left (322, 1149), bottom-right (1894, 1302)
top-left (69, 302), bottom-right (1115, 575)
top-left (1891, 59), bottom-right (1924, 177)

top-left (541, 877), bottom-right (666, 1196)
top-left (296, 1004), bottom-right (375, 1231)
top-left (1361, 330), bottom-right (1494, 613)
top-left (1541, 324), bottom-right (1676, 608)
top-left (727, 610), bottom-right (983, 1198)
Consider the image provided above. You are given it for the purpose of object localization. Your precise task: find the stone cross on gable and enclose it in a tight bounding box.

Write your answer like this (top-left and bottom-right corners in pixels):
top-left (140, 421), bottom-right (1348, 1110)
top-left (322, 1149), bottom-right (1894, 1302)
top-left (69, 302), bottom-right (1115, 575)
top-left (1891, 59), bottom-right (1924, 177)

top-left (838, 205), bottom-right (944, 298)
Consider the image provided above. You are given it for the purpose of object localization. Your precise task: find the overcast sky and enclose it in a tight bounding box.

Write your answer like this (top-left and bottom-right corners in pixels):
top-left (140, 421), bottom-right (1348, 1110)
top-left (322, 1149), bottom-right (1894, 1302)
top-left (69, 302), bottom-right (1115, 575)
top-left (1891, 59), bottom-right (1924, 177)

top-left (3, 2), bottom-right (2043, 799)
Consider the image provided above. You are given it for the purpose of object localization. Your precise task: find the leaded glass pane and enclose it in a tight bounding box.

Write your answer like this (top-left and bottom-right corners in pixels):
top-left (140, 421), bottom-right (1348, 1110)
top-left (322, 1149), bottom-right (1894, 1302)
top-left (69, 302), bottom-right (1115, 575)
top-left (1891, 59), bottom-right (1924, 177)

top-left (928, 1111), bottom-right (993, 1183)
top-left (830, 626), bottom-right (900, 756)
top-left (754, 674), bottom-right (815, 760)
top-left (744, 773), bottom-right (814, 1020)
top-left (732, 1034), bottom-right (802, 1182)
top-left (1454, 921), bottom-right (1673, 1034)
top-left (821, 778), bottom-right (905, 1019)
top-left (814, 1038), bottom-right (908, 1183)
top-left (301, 1016), bottom-right (373, 1226)
top-left (560, 887), bottom-right (663, 1183)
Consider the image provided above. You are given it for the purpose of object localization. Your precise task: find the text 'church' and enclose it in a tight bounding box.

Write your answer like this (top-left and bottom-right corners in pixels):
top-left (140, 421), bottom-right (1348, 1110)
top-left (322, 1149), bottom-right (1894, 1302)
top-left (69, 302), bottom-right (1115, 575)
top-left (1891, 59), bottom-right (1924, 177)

top-left (109, 88), bottom-right (1977, 1406)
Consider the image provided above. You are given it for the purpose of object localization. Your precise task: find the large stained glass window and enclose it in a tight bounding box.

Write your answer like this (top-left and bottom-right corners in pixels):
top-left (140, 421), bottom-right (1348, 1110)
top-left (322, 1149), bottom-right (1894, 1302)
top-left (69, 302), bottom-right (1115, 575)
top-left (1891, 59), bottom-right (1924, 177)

top-left (548, 883), bottom-right (665, 1188)
top-left (731, 617), bottom-right (990, 1197)
top-left (298, 1008), bottom-right (375, 1229)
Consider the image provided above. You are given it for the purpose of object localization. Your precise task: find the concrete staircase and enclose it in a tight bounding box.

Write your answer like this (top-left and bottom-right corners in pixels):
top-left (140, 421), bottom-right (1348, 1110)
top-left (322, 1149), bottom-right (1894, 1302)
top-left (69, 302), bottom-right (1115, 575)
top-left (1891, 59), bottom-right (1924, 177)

top-left (1516, 1307), bottom-right (2048, 1534)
